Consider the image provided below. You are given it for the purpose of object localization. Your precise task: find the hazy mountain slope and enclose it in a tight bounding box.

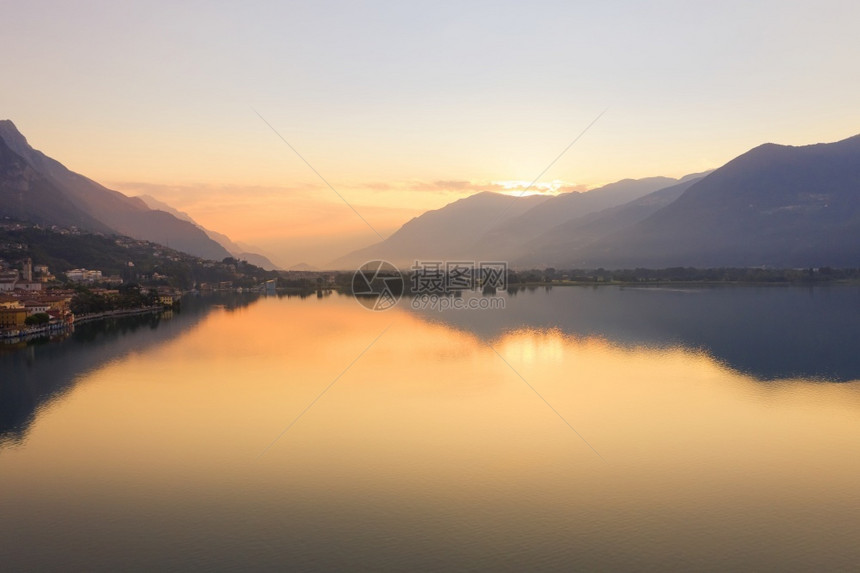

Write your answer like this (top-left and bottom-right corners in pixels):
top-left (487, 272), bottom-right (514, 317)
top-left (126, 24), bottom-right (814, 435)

top-left (0, 120), bottom-right (230, 261)
top-left (474, 176), bottom-right (681, 259)
top-left (0, 136), bottom-right (109, 231)
top-left (332, 177), bottom-right (684, 269)
top-left (136, 194), bottom-right (240, 250)
top-left (569, 134), bottom-right (860, 268)
top-left (231, 251), bottom-right (280, 271)
top-left (521, 176), bottom-right (705, 266)
top-left (136, 194), bottom-right (282, 270)
top-left (332, 191), bottom-right (549, 268)
top-left (135, 194), bottom-right (197, 223)
top-left (289, 262), bottom-right (318, 271)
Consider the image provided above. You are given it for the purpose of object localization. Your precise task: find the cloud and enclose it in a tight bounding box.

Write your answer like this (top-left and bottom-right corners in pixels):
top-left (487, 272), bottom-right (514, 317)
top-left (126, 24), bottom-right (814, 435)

top-left (352, 180), bottom-right (481, 194)
top-left (402, 179), bottom-right (588, 196)
top-left (354, 182), bottom-right (395, 192)
top-left (111, 181), bottom-right (323, 200)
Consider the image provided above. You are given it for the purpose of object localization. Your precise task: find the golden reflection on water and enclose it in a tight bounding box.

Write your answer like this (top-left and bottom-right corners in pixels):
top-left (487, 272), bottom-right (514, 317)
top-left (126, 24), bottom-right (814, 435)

top-left (2, 294), bottom-right (860, 569)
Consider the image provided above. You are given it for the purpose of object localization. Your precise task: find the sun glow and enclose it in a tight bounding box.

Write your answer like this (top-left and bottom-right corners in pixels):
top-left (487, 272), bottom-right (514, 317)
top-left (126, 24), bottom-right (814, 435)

top-left (493, 180), bottom-right (579, 197)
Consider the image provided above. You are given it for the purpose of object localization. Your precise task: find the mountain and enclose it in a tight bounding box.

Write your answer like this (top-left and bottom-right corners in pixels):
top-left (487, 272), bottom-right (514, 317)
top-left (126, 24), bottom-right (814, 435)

top-left (136, 194), bottom-right (282, 270)
top-left (331, 191), bottom-right (550, 268)
top-left (474, 176), bottom-right (680, 259)
top-left (334, 132), bottom-right (860, 270)
top-left (333, 176), bottom-right (691, 269)
top-left (559, 135), bottom-right (860, 268)
top-left (289, 262), bottom-right (318, 271)
top-left (520, 175), bottom-right (707, 266)
top-left (231, 251), bottom-right (282, 272)
top-left (0, 134), bottom-right (109, 231)
top-left (0, 120), bottom-right (230, 261)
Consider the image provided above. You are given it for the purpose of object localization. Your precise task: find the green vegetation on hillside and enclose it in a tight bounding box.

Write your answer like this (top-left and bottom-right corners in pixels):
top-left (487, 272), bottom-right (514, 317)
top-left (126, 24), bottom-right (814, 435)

top-left (0, 224), bottom-right (277, 289)
top-left (69, 284), bottom-right (158, 315)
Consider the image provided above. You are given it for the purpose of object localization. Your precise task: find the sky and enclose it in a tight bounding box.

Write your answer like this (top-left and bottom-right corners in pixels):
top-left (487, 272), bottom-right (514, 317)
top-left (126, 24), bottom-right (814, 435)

top-left (3, 0), bottom-right (859, 267)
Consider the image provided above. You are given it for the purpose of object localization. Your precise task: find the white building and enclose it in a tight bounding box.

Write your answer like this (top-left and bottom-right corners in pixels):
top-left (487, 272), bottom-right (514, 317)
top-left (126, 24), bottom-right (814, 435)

top-left (66, 269), bottom-right (103, 283)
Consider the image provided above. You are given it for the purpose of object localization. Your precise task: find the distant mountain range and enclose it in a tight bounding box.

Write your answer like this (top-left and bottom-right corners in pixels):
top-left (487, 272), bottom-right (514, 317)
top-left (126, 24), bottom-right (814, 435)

top-left (5, 119), bottom-right (858, 271)
top-left (135, 195), bottom-right (281, 270)
top-left (563, 135), bottom-right (860, 268)
top-left (333, 174), bottom-right (705, 268)
top-left (334, 133), bottom-right (860, 269)
top-left (332, 192), bottom-right (549, 268)
top-left (0, 120), bottom-right (276, 267)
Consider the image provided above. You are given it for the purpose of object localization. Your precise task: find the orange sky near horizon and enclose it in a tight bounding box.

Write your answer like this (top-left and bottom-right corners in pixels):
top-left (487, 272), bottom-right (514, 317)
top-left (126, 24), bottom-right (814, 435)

top-left (105, 119), bottom-right (854, 267)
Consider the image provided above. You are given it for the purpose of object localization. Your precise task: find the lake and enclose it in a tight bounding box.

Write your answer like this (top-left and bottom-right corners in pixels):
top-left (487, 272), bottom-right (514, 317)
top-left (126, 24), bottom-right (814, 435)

top-left (2, 287), bottom-right (860, 571)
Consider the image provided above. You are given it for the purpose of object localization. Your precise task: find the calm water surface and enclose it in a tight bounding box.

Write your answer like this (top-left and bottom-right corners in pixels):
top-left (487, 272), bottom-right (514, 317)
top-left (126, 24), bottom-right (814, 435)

top-left (1, 287), bottom-right (859, 571)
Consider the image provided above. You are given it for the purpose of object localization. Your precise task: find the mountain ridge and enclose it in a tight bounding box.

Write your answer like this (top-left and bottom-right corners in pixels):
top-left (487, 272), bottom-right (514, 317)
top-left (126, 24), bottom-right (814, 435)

top-left (332, 175), bottom-right (698, 269)
top-left (135, 194), bottom-right (282, 270)
top-left (331, 191), bottom-right (549, 268)
top-left (551, 134), bottom-right (860, 268)
top-left (332, 133), bottom-right (860, 269)
top-left (0, 120), bottom-right (230, 261)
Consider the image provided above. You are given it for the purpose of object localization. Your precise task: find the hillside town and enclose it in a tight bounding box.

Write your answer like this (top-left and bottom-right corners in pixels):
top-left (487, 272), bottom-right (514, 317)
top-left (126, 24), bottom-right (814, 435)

top-left (0, 257), bottom-right (181, 342)
top-left (0, 250), bottom-right (325, 343)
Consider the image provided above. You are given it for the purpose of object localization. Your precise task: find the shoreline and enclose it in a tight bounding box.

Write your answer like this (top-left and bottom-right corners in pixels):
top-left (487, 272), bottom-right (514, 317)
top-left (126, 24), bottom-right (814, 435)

top-left (72, 305), bottom-right (167, 325)
top-left (506, 279), bottom-right (860, 288)
top-left (1, 305), bottom-right (168, 343)
top-left (331, 279), bottom-right (860, 297)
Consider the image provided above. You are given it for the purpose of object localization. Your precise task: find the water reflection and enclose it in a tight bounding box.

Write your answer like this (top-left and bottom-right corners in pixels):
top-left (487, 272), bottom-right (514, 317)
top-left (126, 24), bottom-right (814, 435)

top-left (406, 285), bottom-right (860, 382)
top-left (0, 294), bottom-right (260, 445)
top-left (1, 289), bottom-right (859, 571)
